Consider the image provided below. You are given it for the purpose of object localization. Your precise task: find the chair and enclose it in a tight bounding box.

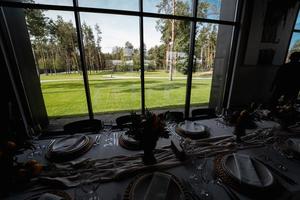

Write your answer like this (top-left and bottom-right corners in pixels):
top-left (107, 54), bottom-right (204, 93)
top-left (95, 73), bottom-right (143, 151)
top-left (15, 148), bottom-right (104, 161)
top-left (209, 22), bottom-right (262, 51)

top-left (191, 108), bottom-right (216, 120)
top-left (115, 114), bottom-right (141, 129)
top-left (164, 111), bottom-right (184, 123)
top-left (63, 119), bottom-right (102, 134)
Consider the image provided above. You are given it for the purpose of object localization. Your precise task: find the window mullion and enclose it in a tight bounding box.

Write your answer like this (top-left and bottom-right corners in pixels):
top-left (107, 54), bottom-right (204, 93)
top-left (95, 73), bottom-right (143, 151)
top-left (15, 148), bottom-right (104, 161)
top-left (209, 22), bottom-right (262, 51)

top-left (184, 0), bottom-right (198, 119)
top-left (73, 0), bottom-right (94, 119)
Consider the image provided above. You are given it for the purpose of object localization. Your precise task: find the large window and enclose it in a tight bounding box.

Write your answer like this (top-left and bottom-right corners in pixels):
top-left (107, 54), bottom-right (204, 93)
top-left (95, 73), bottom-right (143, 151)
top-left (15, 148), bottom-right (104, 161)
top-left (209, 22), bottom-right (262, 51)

top-left (144, 17), bottom-right (191, 110)
top-left (287, 10), bottom-right (300, 61)
top-left (0, 0), bottom-right (239, 118)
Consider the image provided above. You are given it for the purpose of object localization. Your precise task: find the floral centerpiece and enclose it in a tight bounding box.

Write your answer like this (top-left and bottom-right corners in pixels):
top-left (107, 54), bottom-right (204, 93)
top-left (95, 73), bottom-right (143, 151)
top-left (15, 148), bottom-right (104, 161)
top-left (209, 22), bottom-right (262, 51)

top-left (125, 110), bottom-right (169, 165)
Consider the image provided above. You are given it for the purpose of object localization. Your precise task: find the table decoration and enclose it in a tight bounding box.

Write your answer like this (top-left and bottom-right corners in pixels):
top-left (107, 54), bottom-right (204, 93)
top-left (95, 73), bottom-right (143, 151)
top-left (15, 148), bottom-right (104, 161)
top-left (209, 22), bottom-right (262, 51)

top-left (118, 110), bottom-right (169, 164)
top-left (0, 139), bottom-right (44, 197)
top-left (39, 147), bottom-right (181, 188)
top-left (272, 100), bottom-right (297, 130)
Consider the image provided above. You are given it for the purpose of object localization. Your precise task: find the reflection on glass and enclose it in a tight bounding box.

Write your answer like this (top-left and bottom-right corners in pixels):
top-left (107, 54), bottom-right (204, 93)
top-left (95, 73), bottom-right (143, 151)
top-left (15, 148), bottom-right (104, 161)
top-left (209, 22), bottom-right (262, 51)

top-left (80, 13), bottom-right (140, 114)
top-left (144, 0), bottom-right (192, 16)
top-left (79, 0), bottom-right (139, 11)
top-left (25, 10), bottom-right (88, 117)
top-left (144, 17), bottom-right (190, 110)
top-left (287, 33), bottom-right (300, 62)
top-left (13, 0), bottom-right (72, 6)
top-left (191, 23), bottom-right (217, 107)
top-left (197, 0), bottom-right (237, 21)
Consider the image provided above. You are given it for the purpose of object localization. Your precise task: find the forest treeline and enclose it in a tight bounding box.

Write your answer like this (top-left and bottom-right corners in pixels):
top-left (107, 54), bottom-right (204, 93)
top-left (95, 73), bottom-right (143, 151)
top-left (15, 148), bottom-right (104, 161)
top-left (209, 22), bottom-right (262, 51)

top-left (25, 0), bottom-right (219, 77)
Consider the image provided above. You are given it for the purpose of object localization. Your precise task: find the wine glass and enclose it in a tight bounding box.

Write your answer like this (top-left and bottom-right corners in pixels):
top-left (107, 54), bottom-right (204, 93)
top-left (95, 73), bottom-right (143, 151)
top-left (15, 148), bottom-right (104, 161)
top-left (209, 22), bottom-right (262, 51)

top-left (198, 152), bottom-right (210, 199)
top-left (27, 124), bottom-right (44, 159)
top-left (103, 120), bottom-right (113, 148)
top-left (75, 181), bottom-right (102, 200)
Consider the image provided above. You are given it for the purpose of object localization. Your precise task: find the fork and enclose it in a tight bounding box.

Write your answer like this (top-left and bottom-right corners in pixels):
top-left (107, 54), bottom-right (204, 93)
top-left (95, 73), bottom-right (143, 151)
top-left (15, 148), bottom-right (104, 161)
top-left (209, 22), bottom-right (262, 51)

top-left (47, 139), bottom-right (55, 149)
top-left (94, 135), bottom-right (102, 146)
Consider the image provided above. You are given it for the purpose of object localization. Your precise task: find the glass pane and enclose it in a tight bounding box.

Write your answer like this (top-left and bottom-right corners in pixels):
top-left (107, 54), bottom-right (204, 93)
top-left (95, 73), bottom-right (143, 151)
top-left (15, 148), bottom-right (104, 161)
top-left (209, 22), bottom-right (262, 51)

top-left (80, 13), bottom-right (140, 114)
top-left (191, 23), bottom-right (218, 107)
top-left (79, 0), bottom-right (139, 11)
top-left (25, 10), bottom-right (88, 117)
top-left (287, 32), bottom-right (300, 62)
top-left (144, 17), bottom-right (190, 110)
top-left (294, 11), bottom-right (300, 30)
top-left (144, 0), bottom-right (193, 16)
top-left (197, 0), bottom-right (237, 21)
top-left (11, 0), bottom-right (72, 6)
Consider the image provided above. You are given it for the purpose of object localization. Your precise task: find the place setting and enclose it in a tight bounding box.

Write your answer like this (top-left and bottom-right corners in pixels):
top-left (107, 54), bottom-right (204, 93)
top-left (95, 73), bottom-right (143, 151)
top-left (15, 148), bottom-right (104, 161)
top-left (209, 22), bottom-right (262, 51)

top-left (213, 152), bottom-right (290, 200)
top-left (45, 134), bottom-right (94, 163)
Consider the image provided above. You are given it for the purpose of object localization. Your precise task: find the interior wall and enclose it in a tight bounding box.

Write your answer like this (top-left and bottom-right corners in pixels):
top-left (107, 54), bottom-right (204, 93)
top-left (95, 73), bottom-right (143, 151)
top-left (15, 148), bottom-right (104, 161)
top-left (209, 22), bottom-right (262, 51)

top-left (229, 0), bottom-right (300, 108)
top-left (1, 7), bottom-right (49, 128)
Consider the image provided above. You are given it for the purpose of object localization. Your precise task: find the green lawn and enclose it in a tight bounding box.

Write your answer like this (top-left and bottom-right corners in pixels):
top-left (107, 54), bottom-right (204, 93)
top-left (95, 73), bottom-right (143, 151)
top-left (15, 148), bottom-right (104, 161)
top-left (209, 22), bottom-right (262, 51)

top-left (40, 71), bottom-right (212, 117)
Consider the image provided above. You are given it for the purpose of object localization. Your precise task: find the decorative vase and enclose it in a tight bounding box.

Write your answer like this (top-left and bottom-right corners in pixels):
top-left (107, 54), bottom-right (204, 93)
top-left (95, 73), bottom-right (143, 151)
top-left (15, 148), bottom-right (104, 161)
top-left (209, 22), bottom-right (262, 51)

top-left (141, 127), bottom-right (158, 165)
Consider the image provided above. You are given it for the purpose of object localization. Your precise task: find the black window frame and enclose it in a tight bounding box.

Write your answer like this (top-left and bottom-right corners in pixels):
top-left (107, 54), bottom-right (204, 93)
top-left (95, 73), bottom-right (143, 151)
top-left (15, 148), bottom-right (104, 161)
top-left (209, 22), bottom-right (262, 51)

top-left (285, 7), bottom-right (300, 63)
top-left (0, 0), bottom-right (242, 119)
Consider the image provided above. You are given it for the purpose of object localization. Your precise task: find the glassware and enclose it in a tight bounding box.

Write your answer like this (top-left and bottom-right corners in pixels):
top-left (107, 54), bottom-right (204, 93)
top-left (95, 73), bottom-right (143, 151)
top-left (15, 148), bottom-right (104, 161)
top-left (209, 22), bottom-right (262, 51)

top-left (198, 152), bottom-right (210, 199)
top-left (75, 181), bottom-right (102, 200)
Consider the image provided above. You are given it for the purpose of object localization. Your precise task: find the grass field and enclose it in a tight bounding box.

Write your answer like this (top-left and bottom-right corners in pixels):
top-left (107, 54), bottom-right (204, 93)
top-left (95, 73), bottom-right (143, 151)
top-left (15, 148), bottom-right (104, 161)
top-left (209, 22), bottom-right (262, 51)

top-left (40, 71), bottom-right (212, 117)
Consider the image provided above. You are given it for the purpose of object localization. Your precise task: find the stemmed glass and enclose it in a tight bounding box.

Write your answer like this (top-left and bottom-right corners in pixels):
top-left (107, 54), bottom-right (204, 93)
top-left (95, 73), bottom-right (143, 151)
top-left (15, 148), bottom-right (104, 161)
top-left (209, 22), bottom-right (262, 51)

top-left (27, 124), bottom-right (45, 159)
top-left (103, 120), bottom-right (113, 147)
top-left (188, 153), bottom-right (211, 200)
top-left (198, 152), bottom-right (210, 199)
top-left (75, 181), bottom-right (102, 200)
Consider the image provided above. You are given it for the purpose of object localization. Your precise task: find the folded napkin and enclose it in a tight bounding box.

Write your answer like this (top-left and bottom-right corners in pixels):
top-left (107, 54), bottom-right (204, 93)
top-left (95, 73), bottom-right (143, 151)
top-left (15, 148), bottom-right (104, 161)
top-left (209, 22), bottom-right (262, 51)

top-left (144, 172), bottom-right (171, 200)
top-left (286, 138), bottom-right (300, 153)
top-left (233, 153), bottom-right (262, 187)
top-left (182, 120), bottom-right (205, 133)
top-left (38, 193), bottom-right (63, 200)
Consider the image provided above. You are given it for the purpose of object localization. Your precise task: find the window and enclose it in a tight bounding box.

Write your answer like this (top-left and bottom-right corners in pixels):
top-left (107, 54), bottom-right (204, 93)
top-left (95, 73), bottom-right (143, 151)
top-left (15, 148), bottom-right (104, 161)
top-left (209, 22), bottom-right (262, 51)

top-left (287, 10), bottom-right (300, 62)
top-left (80, 13), bottom-right (141, 114)
top-left (25, 10), bottom-right (89, 117)
top-left (144, 17), bottom-right (191, 110)
top-left (0, 0), bottom-right (239, 120)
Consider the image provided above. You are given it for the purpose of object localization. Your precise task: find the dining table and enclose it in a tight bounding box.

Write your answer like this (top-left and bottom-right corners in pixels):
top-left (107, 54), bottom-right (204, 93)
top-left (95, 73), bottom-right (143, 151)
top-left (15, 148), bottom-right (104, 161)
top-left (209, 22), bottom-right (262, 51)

top-left (4, 118), bottom-right (300, 200)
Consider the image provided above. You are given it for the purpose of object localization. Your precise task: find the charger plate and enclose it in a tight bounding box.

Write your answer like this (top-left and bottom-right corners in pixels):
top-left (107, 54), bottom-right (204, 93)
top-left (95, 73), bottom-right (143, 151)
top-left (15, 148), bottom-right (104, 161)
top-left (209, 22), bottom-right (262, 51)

top-left (124, 172), bottom-right (188, 200)
top-left (214, 153), bottom-right (276, 198)
top-left (175, 121), bottom-right (209, 139)
top-left (25, 190), bottom-right (71, 200)
top-left (221, 154), bottom-right (274, 189)
top-left (119, 133), bottom-right (141, 150)
top-left (46, 135), bottom-right (93, 162)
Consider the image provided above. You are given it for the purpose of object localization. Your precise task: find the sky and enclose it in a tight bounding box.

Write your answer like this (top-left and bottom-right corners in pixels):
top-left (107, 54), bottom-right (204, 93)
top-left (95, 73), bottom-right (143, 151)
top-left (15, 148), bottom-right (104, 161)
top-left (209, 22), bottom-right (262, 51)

top-left (35, 0), bottom-right (223, 53)
top-left (289, 11), bottom-right (300, 50)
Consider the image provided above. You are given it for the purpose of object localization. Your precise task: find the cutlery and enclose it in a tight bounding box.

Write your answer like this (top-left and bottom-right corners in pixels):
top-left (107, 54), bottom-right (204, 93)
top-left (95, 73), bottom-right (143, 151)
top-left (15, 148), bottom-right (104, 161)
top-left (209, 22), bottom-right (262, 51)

top-left (94, 135), bottom-right (99, 146)
top-left (47, 139), bottom-right (55, 149)
top-left (95, 135), bottom-right (102, 146)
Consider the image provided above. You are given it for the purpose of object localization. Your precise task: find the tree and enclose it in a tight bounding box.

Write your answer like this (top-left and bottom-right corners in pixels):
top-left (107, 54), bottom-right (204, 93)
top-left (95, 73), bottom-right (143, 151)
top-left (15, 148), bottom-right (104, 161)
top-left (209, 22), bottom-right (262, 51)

top-left (156, 0), bottom-right (191, 79)
top-left (25, 7), bottom-right (49, 74)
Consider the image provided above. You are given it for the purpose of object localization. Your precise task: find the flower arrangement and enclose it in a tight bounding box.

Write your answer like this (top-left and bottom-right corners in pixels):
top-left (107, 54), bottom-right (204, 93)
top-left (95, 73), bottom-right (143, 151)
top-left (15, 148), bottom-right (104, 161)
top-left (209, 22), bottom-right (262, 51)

top-left (125, 110), bottom-right (169, 164)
